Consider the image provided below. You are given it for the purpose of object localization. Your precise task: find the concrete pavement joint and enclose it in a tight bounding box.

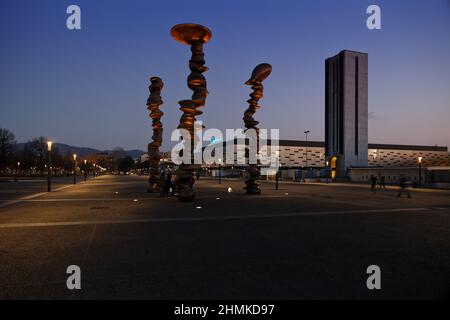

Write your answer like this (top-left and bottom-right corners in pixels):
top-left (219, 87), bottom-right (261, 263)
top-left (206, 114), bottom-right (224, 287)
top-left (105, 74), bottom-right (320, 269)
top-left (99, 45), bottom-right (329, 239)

top-left (0, 206), bottom-right (438, 229)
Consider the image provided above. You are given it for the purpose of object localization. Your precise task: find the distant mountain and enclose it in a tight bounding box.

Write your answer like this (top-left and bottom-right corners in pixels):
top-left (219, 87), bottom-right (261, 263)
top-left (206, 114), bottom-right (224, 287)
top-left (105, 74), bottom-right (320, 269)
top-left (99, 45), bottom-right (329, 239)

top-left (123, 149), bottom-right (146, 159)
top-left (51, 143), bottom-right (102, 157)
top-left (15, 142), bottom-right (145, 159)
top-left (103, 148), bottom-right (146, 159)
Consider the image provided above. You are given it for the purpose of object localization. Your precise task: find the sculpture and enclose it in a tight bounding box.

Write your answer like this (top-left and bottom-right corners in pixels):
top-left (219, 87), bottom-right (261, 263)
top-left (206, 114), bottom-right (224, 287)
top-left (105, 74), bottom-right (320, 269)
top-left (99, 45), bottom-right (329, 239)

top-left (170, 23), bottom-right (212, 202)
top-left (243, 63), bottom-right (272, 194)
top-left (146, 76), bottom-right (164, 192)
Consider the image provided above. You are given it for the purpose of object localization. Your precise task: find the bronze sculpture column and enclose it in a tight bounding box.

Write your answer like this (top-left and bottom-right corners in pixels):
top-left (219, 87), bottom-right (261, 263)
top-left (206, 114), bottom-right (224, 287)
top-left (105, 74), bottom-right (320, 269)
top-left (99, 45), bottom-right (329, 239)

top-left (243, 63), bottom-right (272, 194)
top-left (170, 23), bottom-right (212, 202)
top-left (146, 76), bottom-right (164, 192)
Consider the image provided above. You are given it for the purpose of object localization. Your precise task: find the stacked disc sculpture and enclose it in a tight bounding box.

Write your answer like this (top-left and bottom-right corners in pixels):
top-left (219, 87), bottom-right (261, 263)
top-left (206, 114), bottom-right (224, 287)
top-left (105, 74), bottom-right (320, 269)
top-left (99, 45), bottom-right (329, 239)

top-left (170, 23), bottom-right (212, 202)
top-left (146, 76), bottom-right (164, 192)
top-left (243, 63), bottom-right (272, 194)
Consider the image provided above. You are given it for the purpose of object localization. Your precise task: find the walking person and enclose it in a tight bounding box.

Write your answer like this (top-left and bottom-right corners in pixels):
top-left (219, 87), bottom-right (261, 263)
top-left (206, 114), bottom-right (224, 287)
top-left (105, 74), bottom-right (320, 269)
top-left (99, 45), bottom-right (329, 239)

top-left (379, 176), bottom-right (386, 189)
top-left (159, 171), bottom-right (167, 198)
top-left (166, 172), bottom-right (173, 196)
top-left (397, 175), bottom-right (411, 198)
top-left (369, 175), bottom-right (377, 193)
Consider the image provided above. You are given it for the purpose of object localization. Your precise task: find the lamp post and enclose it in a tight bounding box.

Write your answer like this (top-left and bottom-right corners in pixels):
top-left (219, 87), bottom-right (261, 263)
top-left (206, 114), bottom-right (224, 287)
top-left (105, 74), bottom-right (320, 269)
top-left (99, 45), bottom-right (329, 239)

top-left (326, 160), bottom-right (329, 184)
top-left (303, 130), bottom-right (310, 182)
top-left (73, 154), bottom-right (77, 184)
top-left (218, 158), bottom-right (222, 184)
top-left (84, 159), bottom-right (87, 182)
top-left (418, 156), bottom-right (423, 188)
top-left (47, 141), bottom-right (52, 192)
top-left (275, 150), bottom-right (279, 190)
top-left (93, 163), bottom-right (96, 178)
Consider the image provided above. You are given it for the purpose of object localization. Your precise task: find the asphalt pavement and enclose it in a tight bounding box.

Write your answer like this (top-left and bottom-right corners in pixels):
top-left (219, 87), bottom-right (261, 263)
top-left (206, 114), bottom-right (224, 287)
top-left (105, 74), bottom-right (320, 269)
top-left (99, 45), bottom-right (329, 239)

top-left (0, 174), bottom-right (449, 299)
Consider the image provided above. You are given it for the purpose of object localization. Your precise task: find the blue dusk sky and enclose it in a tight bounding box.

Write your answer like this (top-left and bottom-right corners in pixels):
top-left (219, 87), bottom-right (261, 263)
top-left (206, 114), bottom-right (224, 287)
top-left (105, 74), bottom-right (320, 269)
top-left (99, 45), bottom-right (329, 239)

top-left (0, 0), bottom-right (449, 150)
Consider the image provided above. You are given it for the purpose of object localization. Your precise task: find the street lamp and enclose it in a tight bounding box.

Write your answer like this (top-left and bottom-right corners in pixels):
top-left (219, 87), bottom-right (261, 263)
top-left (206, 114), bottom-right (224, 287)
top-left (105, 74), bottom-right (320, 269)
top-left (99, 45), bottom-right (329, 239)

top-left (93, 163), bottom-right (96, 178)
top-left (218, 158), bottom-right (222, 184)
top-left (418, 156), bottom-right (423, 188)
top-left (47, 141), bottom-right (52, 191)
top-left (275, 150), bottom-right (279, 190)
top-left (303, 130), bottom-right (310, 182)
top-left (326, 160), bottom-right (329, 184)
top-left (84, 159), bottom-right (87, 182)
top-left (73, 154), bottom-right (77, 184)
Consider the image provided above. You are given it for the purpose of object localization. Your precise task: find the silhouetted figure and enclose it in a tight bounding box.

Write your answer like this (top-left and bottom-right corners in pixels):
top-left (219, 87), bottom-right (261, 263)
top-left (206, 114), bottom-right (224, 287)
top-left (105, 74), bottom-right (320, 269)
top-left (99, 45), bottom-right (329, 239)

top-left (166, 172), bottom-right (173, 196)
top-left (369, 175), bottom-right (377, 193)
top-left (196, 171), bottom-right (200, 181)
top-left (412, 177), bottom-right (418, 189)
top-left (147, 176), bottom-right (152, 193)
top-left (379, 176), bottom-right (386, 189)
top-left (397, 175), bottom-right (411, 198)
top-left (159, 172), bottom-right (167, 198)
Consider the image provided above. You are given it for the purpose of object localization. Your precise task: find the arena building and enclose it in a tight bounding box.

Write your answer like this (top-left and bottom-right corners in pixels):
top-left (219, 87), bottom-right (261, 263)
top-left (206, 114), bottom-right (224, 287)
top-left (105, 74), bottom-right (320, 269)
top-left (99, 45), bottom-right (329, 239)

top-left (204, 50), bottom-right (450, 188)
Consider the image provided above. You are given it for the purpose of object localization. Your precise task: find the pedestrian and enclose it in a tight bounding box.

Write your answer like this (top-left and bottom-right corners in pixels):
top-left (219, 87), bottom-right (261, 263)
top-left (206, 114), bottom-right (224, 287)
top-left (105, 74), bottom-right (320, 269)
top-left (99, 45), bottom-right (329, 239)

top-left (379, 176), bottom-right (386, 189)
top-left (369, 175), bottom-right (377, 193)
top-left (166, 172), bottom-right (173, 196)
top-left (159, 171), bottom-right (167, 198)
top-left (397, 175), bottom-right (411, 198)
top-left (196, 171), bottom-right (200, 181)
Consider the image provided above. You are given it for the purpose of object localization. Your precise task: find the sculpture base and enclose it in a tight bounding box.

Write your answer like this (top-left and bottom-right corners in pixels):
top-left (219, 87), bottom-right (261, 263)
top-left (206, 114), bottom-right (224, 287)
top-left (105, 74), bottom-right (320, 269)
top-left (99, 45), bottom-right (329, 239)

top-left (244, 164), bottom-right (261, 195)
top-left (175, 164), bottom-right (196, 202)
top-left (147, 182), bottom-right (160, 193)
top-left (176, 186), bottom-right (195, 202)
top-left (245, 188), bottom-right (261, 195)
top-left (244, 181), bottom-right (261, 195)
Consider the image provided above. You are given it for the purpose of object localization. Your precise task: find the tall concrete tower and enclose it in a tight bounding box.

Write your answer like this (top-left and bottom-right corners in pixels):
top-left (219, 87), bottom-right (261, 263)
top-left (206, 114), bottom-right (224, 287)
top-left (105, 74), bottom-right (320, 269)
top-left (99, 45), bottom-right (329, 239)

top-left (325, 50), bottom-right (368, 178)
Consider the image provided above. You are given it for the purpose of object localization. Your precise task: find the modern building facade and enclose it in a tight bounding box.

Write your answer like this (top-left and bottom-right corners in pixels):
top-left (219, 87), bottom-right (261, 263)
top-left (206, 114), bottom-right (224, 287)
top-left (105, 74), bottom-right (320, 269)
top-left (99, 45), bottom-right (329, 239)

top-left (200, 139), bottom-right (450, 187)
top-left (325, 50), bottom-right (368, 178)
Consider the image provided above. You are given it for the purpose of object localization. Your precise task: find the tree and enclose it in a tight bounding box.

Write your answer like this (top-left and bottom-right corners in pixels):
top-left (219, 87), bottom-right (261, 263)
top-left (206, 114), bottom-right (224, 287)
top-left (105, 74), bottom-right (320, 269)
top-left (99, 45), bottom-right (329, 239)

top-left (118, 156), bottom-right (134, 174)
top-left (111, 147), bottom-right (127, 173)
top-left (95, 156), bottom-right (111, 172)
top-left (20, 142), bottom-right (37, 175)
top-left (29, 136), bottom-right (47, 176)
top-left (0, 128), bottom-right (17, 174)
top-left (51, 147), bottom-right (64, 175)
top-left (63, 151), bottom-right (73, 176)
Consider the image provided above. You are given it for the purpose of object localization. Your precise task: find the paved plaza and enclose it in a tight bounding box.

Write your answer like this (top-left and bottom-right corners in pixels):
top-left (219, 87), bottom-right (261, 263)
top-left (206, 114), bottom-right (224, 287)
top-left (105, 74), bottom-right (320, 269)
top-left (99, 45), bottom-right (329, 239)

top-left (0, 175), bottom-right (449, 299)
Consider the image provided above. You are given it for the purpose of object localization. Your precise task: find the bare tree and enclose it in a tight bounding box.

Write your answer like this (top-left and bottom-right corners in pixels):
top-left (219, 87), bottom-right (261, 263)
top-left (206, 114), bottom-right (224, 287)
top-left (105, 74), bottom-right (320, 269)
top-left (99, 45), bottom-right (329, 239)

top-left (0, 128), bottom-right (17, 174)
top-left (20, 142), bottom-right (37, 175)
top-left (111, 147), bottom-right (127, 173)
top-left (29, 136), bottom-right (47, 177)
top-left (118, 156), bottom-right (135, 174)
